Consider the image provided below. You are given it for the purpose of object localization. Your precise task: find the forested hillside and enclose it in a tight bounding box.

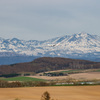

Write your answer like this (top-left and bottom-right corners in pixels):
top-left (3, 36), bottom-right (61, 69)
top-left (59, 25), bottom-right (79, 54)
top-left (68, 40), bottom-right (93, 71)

top-left (0, 57), bottom-right (100, 75)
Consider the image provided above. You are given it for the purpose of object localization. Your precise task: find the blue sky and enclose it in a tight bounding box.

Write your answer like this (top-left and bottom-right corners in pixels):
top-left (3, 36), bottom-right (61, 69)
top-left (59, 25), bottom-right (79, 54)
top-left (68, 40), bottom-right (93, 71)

top-left (0, 0), bottom-right (100, 40)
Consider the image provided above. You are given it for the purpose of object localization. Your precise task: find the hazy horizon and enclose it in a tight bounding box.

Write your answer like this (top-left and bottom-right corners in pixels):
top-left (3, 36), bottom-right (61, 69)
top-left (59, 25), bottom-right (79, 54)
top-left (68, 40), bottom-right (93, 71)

top-left (0, 32), bottom-right (99, 41)
top-left (0, 0), bottom-right (100, 40)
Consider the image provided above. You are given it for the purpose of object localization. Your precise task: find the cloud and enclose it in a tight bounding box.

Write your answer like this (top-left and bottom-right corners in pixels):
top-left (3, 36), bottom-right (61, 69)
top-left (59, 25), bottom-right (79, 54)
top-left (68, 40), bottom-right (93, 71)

top-left (0, 0), bottom-right (100, 40)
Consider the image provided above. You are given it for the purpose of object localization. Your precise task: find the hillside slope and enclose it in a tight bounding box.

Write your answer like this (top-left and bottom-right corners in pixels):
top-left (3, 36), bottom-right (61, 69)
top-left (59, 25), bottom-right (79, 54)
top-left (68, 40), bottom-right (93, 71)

top-left (0, 57), bottom-right (100, 75)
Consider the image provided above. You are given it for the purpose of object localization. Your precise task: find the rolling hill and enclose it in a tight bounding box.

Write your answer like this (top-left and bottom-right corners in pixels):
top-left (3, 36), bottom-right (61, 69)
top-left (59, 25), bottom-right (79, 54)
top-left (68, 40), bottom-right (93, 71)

top-left (0, 57), bottom-right (100, 75)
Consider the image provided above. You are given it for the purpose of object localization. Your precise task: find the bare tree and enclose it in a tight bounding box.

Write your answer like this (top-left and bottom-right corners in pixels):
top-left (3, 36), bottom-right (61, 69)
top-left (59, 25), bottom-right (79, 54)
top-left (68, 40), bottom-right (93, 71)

top-left (41, 91), bottom-right (51, 100)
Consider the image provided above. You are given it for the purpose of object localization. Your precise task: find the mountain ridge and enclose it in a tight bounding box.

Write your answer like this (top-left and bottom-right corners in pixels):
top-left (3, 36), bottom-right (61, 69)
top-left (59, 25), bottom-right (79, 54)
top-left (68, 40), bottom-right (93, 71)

top-left (0, 32), bottom-right (100, 64)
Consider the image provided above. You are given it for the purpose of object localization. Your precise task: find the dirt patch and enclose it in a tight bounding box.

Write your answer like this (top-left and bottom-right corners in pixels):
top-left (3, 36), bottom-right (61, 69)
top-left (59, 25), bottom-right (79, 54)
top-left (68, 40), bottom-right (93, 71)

top-left (0, 86), bottom-right (100, 100)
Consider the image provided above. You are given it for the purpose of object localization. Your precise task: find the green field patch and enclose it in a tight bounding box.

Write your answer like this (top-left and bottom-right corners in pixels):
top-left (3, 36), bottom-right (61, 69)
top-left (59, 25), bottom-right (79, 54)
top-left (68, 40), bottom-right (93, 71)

top-left (95, 69), bottom-right (100, 72)
top-left (1, 76), bottom-right (46, 82)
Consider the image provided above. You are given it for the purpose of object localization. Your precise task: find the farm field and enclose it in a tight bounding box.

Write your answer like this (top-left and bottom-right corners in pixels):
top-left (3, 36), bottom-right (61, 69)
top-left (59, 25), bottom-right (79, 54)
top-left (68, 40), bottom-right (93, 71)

top-left (0, 86), bottom-right (100, 100)
top-left (70, 72), bottom-right (100, 80)
top-left (28, 72), bottom-right (100, 80)
top-left (0, 76), bottom-right (46, 82)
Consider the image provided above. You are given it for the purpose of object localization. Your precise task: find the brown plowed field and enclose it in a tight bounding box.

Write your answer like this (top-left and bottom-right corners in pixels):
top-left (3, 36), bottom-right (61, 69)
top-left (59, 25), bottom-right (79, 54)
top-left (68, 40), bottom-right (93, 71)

top-left (0, 86), bottom-right (100, 100)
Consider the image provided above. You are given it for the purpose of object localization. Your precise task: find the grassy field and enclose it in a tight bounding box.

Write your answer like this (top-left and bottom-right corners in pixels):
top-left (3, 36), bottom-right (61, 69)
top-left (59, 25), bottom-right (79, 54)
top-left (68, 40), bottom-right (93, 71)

top-left (95, 69), bottom-right (100, 72)
top-left (0, 86), bottom-right (100, 100)
top-left (0, 76), bottom-right (46, 82)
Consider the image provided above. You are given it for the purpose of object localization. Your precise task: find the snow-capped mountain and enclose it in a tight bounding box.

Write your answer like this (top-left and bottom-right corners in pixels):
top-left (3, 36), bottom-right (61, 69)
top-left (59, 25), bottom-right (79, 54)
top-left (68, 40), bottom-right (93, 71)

top-left (0, 32), bottom-right (100, 62)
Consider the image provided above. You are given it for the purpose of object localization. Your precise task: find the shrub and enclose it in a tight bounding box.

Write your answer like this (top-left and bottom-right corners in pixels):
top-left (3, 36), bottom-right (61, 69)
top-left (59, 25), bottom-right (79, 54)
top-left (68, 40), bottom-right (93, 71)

top-left (41, 91), bottom-right (51, 100)
top-left (14, 98), bottom-right (20, 100)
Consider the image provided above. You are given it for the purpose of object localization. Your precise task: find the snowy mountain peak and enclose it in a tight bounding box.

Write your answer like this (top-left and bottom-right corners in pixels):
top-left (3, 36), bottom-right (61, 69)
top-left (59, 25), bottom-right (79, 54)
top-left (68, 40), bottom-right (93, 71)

top-left (77, 32), bottom-right (89, 36)
top-left (67, 32), bottom-right (96, 43)
top-left (11, 38), bottom-right (20, 41)
top-left (73, 32), bottom-right (90, 38)
top-left (0, 32), bottom-right (100, 62)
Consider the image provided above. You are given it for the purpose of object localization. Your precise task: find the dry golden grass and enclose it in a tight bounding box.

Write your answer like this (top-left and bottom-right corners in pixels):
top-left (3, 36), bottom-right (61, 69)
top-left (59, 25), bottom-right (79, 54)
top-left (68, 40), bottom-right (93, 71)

top-left (0, 86), bottom-right (100, 100)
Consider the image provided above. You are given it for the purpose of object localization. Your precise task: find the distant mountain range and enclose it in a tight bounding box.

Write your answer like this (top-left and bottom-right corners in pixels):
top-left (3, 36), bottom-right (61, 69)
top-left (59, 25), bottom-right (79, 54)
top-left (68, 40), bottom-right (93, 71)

top-left (0, 32), bottom-right (100, 65)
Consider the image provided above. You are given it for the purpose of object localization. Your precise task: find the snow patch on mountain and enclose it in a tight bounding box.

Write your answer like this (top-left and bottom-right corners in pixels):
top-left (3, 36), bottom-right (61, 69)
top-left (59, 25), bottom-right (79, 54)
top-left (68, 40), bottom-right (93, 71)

top-left (0, 32), bottom-right (100, 61)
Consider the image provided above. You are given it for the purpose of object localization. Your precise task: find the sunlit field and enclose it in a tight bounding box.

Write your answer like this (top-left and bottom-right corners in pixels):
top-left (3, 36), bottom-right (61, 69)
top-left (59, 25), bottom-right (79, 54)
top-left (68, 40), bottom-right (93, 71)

top-left (28, 72), bottom-right (100, 80)
top-left (0, 86), bottom-right (100, 100)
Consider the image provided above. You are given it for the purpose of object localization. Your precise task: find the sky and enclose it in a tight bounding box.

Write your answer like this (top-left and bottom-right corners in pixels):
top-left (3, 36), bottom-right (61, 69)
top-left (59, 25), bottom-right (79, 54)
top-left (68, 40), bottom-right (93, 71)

top-left (0, 0), bottom-right (100, 40)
